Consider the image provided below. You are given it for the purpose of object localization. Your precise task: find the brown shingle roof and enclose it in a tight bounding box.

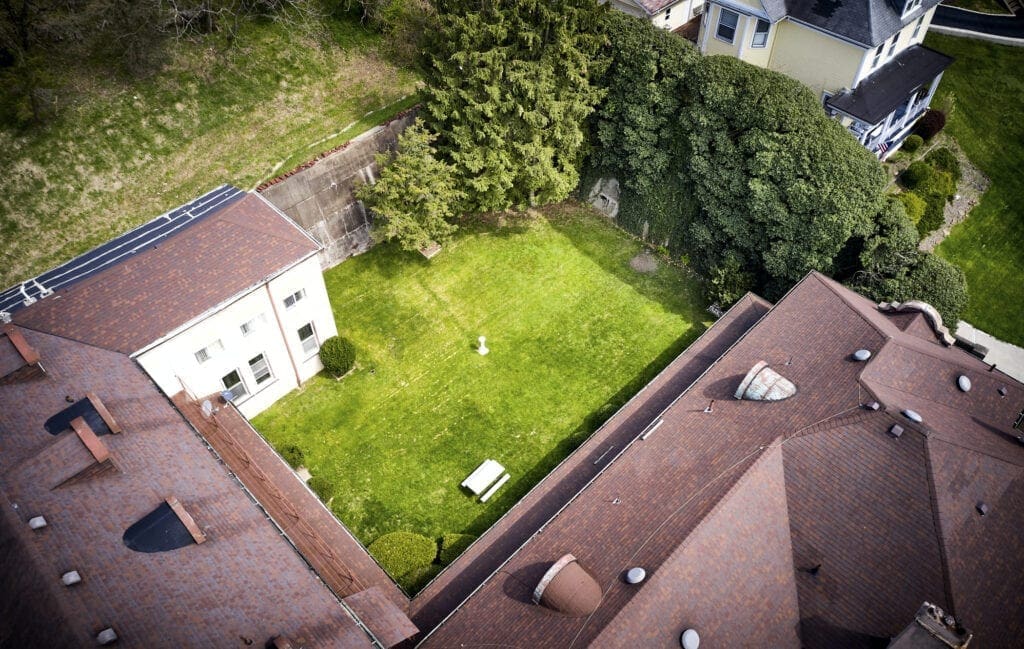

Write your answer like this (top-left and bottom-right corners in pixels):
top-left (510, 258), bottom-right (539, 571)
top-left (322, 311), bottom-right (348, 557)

top-left (419, 272), bottom-right (1024, 648)
top-left (13, 193), bottom-right (318, 354)
top-left (0, 329), bottom-right (372, 648)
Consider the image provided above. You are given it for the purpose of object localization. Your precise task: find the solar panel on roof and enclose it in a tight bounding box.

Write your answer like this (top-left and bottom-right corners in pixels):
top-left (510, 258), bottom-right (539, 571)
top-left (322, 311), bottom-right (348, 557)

top-left (44, 398), bottom-right (112, 436)
top-left (0, 185), bottom-right (245, 318)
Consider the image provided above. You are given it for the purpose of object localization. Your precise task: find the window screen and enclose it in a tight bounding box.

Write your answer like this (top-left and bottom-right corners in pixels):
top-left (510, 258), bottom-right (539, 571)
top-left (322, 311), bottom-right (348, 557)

top-left (716, 9), bottom-right (739, 43)
top-left (298, 323), bottom-right (317, 356)
top-left (249, 354), bottom-right (272, 385)
top-left (752, 19), bottom-right (770, 47)
top-left (222, 369), bottom-right (248, 401)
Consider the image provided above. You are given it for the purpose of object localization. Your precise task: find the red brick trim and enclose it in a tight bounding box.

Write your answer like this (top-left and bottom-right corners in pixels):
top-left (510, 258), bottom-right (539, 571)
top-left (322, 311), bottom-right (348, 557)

top-left (166, 497), bottom-right (207, 545)
top-left (3, 325), bottom-right (40, 365)
top-left (86, 392), bottom-right (123, 434)
top-left (70, 417), bottom-right (110, 463)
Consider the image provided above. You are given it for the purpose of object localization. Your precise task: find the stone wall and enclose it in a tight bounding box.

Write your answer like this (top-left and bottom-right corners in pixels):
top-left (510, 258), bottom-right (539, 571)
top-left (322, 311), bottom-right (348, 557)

top-left (259, 110), bottom-right (417, 270)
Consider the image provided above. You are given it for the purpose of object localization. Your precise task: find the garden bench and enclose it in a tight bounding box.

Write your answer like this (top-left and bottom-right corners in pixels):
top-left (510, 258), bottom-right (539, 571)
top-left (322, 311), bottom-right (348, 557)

top-left (462, 459), bottom-right (504, 495)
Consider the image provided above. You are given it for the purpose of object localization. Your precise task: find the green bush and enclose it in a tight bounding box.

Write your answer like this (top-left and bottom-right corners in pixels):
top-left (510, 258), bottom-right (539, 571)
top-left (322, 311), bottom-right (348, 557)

top-left (900, 161), bottom-right (933, 190)
top-left (403, 562), bottom-right (443, 593)
top-left (897, 192), bottom-right (927, 225)
top-left (916, 192), bottom-right (946, 238)
top-left (320, 335), bottom-right (356, 377)
top-left (307, 475), bottom-right (335, 501)
top-left (368, 532), bottom-right (438, 588)
top-left (902, 134), bottom-right (923, 154)
top-left (279, 444), bottom-right (305, 468)
top-left (914, 109), bottom-right (946, 141)
top-left (439, 533), bottom-right (476, 565)
top-left (924, 147), bottom-right (961, 182)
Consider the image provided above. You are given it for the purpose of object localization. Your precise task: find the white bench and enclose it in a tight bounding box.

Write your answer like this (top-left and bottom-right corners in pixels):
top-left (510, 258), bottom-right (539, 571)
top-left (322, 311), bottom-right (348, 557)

top-left (461, 459), bottom-right (505, 495)
top-left (479, 473), bottom-right (510, 503)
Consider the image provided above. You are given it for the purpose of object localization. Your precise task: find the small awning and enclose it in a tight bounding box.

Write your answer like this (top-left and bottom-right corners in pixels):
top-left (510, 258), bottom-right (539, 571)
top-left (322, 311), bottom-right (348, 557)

top-left (827, 45), bottom-right (953, 126)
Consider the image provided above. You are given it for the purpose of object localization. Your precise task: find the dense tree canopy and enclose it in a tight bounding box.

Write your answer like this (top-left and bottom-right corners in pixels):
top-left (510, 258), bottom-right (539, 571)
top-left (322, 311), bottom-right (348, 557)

top-left (420, 0), bottom-right (607, 212)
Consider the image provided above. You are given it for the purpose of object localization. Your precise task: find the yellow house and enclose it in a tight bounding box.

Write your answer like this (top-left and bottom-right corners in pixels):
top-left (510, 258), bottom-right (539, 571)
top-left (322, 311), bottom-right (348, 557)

top-left (606, 0), bottom-right (707, 37)
top-left (697, 0), bottom-right (952, 158)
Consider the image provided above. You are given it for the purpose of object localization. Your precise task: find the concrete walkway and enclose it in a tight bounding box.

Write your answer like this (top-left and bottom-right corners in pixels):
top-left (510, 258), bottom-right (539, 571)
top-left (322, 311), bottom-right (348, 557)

top-left (958, 321), bottom-right (1024, 383)
top-left (932, 5), bottom-right (1024, 44)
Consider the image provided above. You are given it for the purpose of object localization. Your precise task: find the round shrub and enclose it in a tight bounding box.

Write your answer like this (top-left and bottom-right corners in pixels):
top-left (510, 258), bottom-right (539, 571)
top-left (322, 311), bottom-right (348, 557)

top-left (924, 147), bottom-right (961, 182)
top-left (279, 444), bottom-right (305, 468)
top-left (897, 192), bottom-right (927, 225)
top-left (439, 533), bottom-right (476, 565)
top-left (914, 109), bottom-right (946, 141)
top-left (403, 563), bottom-right (443, 593)
top-left (916, 193), bottom-right (946, 238)
top-left (320, 335), bottom-right (356, 377)
top-left (368, 532), bottom-right (437, 587)
top-left (901, 134), bottom-right (923, 154)
top-left (900, 161), bottom-right (933, 190)
top-left (307, 475), bottom-right (335, 501)
top-left (916, 169), bottom-right (956, 202)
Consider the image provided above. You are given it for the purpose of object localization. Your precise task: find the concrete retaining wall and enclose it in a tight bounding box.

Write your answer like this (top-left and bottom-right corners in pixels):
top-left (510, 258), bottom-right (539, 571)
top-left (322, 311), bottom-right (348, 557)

top-left (259, 110), bottom-right (417, 269)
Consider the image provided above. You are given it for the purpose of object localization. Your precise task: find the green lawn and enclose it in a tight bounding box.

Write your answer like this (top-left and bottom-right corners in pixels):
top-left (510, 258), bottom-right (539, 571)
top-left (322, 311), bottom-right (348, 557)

top-left (926, 34), bottom-right (1024, 346)
top-left (252, 205), bottom-right (709, 592)
top-left (0, 15), bottom-right (418, 289)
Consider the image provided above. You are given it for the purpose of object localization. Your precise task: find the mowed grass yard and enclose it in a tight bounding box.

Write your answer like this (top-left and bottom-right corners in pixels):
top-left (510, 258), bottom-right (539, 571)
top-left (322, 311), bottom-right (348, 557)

top-left (252, 205), bottom-right (709, 589)
top-left (0, 15), bottom-right (418, 289)
top-left (927, 34), bottom-right (1024, 346)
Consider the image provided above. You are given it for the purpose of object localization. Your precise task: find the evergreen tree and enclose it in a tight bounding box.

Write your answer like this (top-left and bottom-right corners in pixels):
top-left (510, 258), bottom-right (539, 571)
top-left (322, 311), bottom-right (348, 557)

top-left (420, 0), bottom-right (607, 212)
top-left (357, 120), bottom-right (464, 252)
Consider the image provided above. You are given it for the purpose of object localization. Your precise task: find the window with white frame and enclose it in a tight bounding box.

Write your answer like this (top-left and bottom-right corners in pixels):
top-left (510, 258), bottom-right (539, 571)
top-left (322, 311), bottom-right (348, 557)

top-left (239, 313), bottom-right (267, 336)
top-left (298, 323), bottom-right (318, 356)
top-left (716, 8), bottom-right (739, 43)
top-left (194, 339), bottom-right (224, 364)
top-left (665, 7), bottom-right (671, 20)
top-left (221, 369), bottom-right (248, 401)
top-left (903, 0), bottom-right (922, 16)
top-left (912, 16), bottom-right (924, 39)
top-left (283, 289), bottom-right (306, 310)
top-left (752, 19), bottom-right (770, 47)
top-left (248, 353), bottom-right (273, 385)
top-left (887, 34), bottom-right (898, 57)
top-left (871, 43), bottom-right (884, 68)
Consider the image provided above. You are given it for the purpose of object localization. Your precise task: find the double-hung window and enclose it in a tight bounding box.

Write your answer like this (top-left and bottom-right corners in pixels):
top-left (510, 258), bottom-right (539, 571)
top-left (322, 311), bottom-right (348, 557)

top-left (240, 313), bottom-right (267, 336)
top-left (283, 289), bottom-right (306, 310)
top-left (871, 44), bottom-right (884, 68)
top-left (887, 34), bottom-right (898, 57)
top-left (751, 19), bottom-right (770, 48)
top-left (221, 369), bottom-right (248, 401)
top-left (248, 353), bottom-right (273, 385)
top-left (716, 9), bottom-right (739, 43)
top-left (298, 323), bottom-right (318, 356)
top-left (912, 16), bottom-right (924, 39)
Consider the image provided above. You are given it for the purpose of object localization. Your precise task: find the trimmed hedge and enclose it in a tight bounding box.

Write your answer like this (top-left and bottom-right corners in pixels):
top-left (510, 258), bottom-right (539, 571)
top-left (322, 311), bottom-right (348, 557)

top-left (279, 444), bottom-right (305, 468)
top-left (902, 134), bottom-right (923, 154)
top-left (307, 475), bottom-right (335, 501)
top-left (439, 533), bottom-right (476, 565)
top-left (924, 147), bottom-right (961, 182)
top-left (368, 532), bottom-right (437, 588)
top-left (900, 161), bottom-right (932, 190)
top-left (897, 192), bottom-right (926, 225)
top-left (320, 335), bottom-right (356, 377)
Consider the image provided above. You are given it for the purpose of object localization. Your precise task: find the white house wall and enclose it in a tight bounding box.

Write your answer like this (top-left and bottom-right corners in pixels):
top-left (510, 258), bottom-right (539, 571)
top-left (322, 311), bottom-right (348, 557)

top-left (136, 254), bottom-right (337, 418)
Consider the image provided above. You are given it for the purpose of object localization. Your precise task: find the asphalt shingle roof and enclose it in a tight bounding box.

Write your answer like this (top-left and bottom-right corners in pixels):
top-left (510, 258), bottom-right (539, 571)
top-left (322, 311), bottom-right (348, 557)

top-left (785, 0), bottom-right (942, 47)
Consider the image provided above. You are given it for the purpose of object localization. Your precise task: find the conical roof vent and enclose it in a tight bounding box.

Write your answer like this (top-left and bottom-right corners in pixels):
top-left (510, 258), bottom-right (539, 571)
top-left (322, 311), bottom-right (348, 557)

top-left (735, 361), bottom-right (797, 401)
top-left (532, 554), bottom-right (602, 617)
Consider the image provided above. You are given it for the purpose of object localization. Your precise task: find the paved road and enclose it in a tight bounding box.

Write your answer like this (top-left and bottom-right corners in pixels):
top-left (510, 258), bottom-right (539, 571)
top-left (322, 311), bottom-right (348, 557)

top-left (934, 5), bottom-right (1024, 39)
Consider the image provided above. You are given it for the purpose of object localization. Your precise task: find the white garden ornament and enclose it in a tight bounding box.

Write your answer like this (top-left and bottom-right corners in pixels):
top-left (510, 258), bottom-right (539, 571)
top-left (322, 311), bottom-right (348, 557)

top-left (478, 336), bottom-right (489, 356)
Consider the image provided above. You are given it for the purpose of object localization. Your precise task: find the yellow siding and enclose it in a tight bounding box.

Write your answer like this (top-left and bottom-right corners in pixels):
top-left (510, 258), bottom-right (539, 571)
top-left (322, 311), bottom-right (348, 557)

top-left (767, 20), bottom-right (864, 97)
top-left (702, 5), bottom-right (744, 57)
top-left (738, 16), bottom-right (776, 68)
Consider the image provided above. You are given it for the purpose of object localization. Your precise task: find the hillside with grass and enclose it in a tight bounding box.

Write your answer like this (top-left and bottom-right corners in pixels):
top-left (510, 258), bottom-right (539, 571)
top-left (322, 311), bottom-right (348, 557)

top-left (0, 13), bottom-right (418, 289)
top-left (928, 34), bottom-right (1024, 346)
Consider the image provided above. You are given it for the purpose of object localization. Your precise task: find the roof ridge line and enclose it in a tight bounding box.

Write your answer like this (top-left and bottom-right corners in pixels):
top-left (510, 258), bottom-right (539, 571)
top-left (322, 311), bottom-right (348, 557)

top-left (809, 272), bottom-right (894, 342)
top-left (922, 438), bottom-right (959, 616)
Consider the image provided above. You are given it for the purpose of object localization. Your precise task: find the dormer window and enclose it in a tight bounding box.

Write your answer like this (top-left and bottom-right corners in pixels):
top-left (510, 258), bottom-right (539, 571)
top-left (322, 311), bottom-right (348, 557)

top-left (887, 34), bottom-right (899, 57)
top-left (872, 44), bottom-right (884, 68)
top-left (903, 0), bottom-right (923, 16)
top-left (123, 498), bottom-right (206, 553)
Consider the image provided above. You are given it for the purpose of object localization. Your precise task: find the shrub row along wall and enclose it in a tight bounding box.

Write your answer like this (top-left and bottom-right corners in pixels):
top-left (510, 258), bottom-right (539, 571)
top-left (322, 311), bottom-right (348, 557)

top-left (259, 110), bottom-right (418, 270)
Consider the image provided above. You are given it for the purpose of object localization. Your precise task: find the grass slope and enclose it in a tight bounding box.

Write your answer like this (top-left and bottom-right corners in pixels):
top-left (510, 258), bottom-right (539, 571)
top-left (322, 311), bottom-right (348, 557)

top-left (0, 17), bottom-right (418, 288)
top-left (252, 205), bottom-right (708, 591)
top-left (927, 34), bottom-right (1024, 345)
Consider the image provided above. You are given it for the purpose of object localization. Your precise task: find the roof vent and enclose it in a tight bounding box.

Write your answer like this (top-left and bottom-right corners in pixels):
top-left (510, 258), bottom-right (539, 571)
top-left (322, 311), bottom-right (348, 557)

top-left (28, 516), bottom-right (47, 530)
top-left (957, 375), bottom-right (971, 392)
top-left (96, 628), bottom-right (118, 645)
top-left (889, 424), bottom-right (904, 439)
top-left (532, 554), bottom-right (602, 617)
top-left (734, 361), bottom-right (797, 401)
top-left (864, 401), bottom-right (880, 411)
top-left (902, 409), bottom-right (923, 423)
top-left (976, 502), bottom-right (988, 516)
top-left (61, 570), bottom-right (81, 586)
top-left (680, 628), bottom-right (700, 649)
top-left (852, 349), bottom-right (871, 361)
top-left (998, 386), bottom-right (1008, 397)
top-left (625, 567), bottom-right (646, 584)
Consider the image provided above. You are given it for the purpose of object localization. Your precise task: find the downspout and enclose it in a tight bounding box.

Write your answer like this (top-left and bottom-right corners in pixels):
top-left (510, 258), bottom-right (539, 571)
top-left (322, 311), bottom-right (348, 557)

top-left (265, 283), bottom-right (303, 387)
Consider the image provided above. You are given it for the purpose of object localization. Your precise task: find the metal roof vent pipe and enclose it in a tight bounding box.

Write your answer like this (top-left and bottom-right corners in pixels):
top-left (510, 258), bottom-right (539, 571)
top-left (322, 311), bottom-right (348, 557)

top-left (28, 516), bottom-right (47, 530)
top-left (680, 628), bottom-right (700, 649)
top-left (624, 567), bottom-right (646, 584)
top-left (957, 375), bottom-right (972, 392)
top-left (96, 628), bottom-right (118, 645)
top-left (61, 570), bottom-right (81, 586)
top-left (852, 349), bottom-right (872, 362)
top-left (735, 361), bottom-right (797, 401)
top-left (902, 409), bottom-right (923, 423)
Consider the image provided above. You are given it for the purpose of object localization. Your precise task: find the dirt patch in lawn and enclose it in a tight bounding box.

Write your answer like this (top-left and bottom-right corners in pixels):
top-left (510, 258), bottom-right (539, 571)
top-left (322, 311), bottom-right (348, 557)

top-left (629, 252), bottom-right (659, 274)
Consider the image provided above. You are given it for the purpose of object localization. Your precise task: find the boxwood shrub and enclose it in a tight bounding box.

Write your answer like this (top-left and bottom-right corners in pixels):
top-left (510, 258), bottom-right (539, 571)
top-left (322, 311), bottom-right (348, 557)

top-left (439, 533), bottom-right (476, 565)
top-left (897, 192), bottom-right (927, 225)
top-left (279, 443), bottom-right (305, 468)
top-left (307, 475), bottom-right (335, 501)
top-left (900, 161), bottom-right (932, 190)
top-left (320, 335), bottom-right (356, 377)
top-left (924, 147), bottom-right (961, 182)
top-left (902, 134), bottom-right (923, 154)
top-left (368, 532), bottom-right (438, 588)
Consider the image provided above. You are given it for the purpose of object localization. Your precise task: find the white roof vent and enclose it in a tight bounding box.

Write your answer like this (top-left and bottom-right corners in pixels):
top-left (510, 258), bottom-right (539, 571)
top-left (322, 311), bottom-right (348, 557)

top-left (61, 570), bottom-right (81, 586)
top-left (680, 628), bottom-right (700, 649)
top-left (625, 567), bottom-right (646, 584)
top-left (852, 349), bottom-right (871, 361)
top-left (889, 424), bottom-right (904, 439)
top-left (957, 375), bottom-right (972, 392)
top-left (28, 516), bottom-right (47, 530)
top-left (902, 409), bottom-right (923, 423)
top-left (735, 361), bottom-right (797, 401)
top-left (96, 628), bottom-right (118, 645)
